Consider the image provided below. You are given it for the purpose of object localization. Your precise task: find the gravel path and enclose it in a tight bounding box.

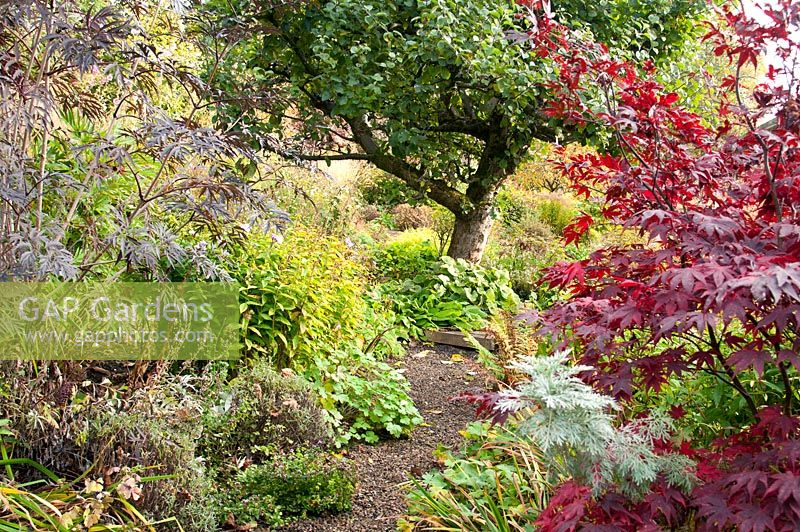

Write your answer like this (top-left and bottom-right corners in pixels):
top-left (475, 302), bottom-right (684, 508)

top-left (278, 342), bottom-right (492, 532)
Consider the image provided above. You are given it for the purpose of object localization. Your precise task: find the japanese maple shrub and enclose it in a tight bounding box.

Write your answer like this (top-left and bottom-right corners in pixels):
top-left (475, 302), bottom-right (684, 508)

top-left (470, 0), bottom-right (800, 530)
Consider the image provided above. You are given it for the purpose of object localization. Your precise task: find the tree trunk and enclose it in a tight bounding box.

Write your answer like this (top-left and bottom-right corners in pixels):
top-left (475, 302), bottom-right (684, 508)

top-left (447, 202), bottom-right (494, 262)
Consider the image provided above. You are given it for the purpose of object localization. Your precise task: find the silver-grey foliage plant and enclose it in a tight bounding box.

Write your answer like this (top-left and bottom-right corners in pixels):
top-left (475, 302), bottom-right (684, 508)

top-left (495, 351), bottom-right (696, 499)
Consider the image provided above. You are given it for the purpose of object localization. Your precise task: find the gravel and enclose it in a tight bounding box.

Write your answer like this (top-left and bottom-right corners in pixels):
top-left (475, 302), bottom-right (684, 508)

top-left (277, 342), bottom-right (492, 532)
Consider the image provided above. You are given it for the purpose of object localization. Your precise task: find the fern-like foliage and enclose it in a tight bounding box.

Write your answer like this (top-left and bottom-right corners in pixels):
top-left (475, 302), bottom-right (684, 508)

top-left (463, 351), bottom-right (695, 499)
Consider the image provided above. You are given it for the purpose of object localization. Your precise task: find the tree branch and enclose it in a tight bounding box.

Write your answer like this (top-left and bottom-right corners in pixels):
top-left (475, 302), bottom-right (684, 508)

top-left (290, 152), bottom-right (372, 162)
top-left (707, 324), bottom-right (760, 419)
top-left (344, 114), bottom-right (467, 214)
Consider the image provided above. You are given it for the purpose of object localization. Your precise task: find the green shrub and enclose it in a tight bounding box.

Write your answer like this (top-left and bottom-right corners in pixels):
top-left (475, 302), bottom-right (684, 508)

top-left (356, 171), bottom-right (420, 207)
top-left (371, 210), bottom-right (398, 229)
top-left (237, 227), bottom-right (368, 369)
top-left (235, 228), bottom-right (418, 444)
top-left (430, 205), bottom-right (455, 256)
top-left (200, 359), bottom-right (334, 467)
top-left (494, 186), bottom-right (533, 227)
top-left (371, 232), bottom-right (439, 280)
top-left (484, 211), bottom-right (562, 302)
top-left (218, 448), bottom-right (356, 527)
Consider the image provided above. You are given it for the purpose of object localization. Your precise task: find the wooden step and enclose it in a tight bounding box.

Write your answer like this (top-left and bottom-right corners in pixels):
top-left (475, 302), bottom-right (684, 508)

top-left (424, 328), bottom-right (496, 351)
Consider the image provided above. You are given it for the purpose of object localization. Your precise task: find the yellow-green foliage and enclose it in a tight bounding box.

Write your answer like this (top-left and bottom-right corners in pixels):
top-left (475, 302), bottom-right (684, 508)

top-left (535, 193), bottom-right (578, 236)
top-left (372, 230), bottom-right (439, 280)
top-left (238, 227), bottom-right (366, 369)
top-left (511, 142), bottom-right (588, 193)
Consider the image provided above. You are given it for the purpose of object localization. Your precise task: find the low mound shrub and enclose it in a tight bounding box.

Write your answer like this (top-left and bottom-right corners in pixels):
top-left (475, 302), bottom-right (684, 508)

top-left (217, 448), bottom-right (356, 527)
top-left (390, 203), bottom-right (433, 230)
top-left (200, 359), bottom-right (334, 467)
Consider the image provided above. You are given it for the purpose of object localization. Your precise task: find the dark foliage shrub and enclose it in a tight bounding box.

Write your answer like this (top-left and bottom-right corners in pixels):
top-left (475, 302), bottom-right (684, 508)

top-left (0, 362), bottom-right (220, 530)
top-left (472, 2), bottom-right (800, 530)
top-left (0, 0), bottom-right (282, 282)
top-left (534, 409), bottom-right (800, 531)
